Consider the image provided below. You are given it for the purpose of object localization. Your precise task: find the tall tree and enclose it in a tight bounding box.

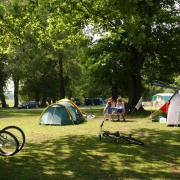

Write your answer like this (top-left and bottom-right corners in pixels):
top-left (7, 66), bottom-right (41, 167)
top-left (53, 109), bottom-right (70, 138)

top-left (76, 0), bottom-right (179, 108)
top-left (0, 0), bottom-right (34, 107)
top-left (0, 54), bottom-right (8, 108)
top-left (38, 0), bottom-right (87, 99)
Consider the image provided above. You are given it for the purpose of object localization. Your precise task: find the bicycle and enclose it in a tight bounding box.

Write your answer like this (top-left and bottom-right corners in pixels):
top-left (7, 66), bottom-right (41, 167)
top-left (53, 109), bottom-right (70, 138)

top-left (99, 120), bottom-right (144, 146)
top-left (0, 130), bottom-right (19, 156)
top-left (0, 126), bottom-right (25, 156)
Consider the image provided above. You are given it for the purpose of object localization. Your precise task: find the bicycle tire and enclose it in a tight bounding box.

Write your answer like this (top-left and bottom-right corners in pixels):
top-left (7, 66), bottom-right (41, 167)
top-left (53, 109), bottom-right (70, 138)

top-left (0, 130), bottom-right (19, 156)
top-left (2, 126), bottom-right (25, 152)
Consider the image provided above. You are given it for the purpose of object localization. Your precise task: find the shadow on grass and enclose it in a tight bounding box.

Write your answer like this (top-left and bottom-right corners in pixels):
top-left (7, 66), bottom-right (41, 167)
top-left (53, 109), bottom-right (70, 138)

top-left (0, 128), bottom-right (179, 179)
top-left (127, 110), bottom-right (152, 118)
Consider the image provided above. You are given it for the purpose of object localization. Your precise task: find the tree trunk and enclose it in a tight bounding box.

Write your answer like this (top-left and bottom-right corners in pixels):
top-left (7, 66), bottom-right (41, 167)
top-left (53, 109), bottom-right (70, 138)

top-left (111, 84), bottom-right (118, 101)
top-left (111, 63), bottom-right (119, 101)
top-left (41, 97), bottom-right (47, 107)
top-left (127, 74), bottom-right (143, 110)
top-left (34, 89), bottom-right (40, 102)
top-left (127, 48), bottom-right (145, 111)
top-left (58, 53), bottom-right (65, 99)
top-left (0, 61), bottom-right (7, 108)
top-left (13, 78), bottom-right (19, 108)
top-left (0, 85), bottom-right (7, 108)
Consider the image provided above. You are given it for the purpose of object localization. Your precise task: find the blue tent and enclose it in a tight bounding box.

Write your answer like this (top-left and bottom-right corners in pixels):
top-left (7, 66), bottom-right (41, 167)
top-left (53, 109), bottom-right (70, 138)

top-left (40, 99), bottom-right (85, 125)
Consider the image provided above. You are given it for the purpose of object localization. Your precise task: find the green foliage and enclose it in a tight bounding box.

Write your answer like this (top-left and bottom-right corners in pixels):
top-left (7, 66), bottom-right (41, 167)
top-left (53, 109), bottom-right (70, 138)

top-left (0, 0), bottom-right (179, 107)
top-left (0, 0), bottom-right (88, 103)
top-left (172, 76), bottom-right (180, 88)
top-left (77, 0), bottom-right (179, 106)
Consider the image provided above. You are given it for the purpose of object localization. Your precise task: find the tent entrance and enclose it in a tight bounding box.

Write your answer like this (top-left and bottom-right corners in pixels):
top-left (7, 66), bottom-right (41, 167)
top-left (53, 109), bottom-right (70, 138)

top-left (40, 104), bottom-right (72, 125)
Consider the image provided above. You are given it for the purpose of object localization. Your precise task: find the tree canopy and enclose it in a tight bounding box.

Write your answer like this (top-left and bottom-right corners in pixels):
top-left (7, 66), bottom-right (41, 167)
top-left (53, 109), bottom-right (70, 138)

top-left (0, 0), bottom-right (179, 108)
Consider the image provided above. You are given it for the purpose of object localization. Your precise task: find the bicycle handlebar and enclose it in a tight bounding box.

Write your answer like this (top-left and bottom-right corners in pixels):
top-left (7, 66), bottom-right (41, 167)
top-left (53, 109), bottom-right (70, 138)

top-left (100, 120), bottom-right (104, 128)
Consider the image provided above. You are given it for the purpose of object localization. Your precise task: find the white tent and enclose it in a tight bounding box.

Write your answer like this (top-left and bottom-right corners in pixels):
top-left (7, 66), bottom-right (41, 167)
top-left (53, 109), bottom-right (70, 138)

top-left (167, 90), bottom-right (180, 126)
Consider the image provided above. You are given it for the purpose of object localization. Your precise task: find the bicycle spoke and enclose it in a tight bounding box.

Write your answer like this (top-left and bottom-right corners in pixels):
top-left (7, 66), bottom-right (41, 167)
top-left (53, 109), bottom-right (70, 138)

top-left (0, 130), bottom-right (19, 156)
top-left (3, 126), bottom-right (25, 152)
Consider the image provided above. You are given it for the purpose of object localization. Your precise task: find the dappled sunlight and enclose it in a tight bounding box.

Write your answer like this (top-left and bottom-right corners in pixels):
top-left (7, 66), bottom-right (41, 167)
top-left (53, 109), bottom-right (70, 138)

top-left (0, 128), bottom-right (180, 179)
top-left (0, 109), bottom-right (180, 179)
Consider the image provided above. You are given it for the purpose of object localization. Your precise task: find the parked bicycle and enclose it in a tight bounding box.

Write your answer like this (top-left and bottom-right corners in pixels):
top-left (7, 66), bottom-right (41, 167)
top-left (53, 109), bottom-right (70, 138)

top-left (0, 126), bottom-right (25, 156)
top-left (99, 120), bottom-right (144, 146)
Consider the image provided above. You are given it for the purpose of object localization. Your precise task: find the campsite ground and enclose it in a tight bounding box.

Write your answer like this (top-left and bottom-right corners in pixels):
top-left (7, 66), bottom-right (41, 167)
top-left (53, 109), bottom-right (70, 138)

top-left (0, 107), bottom-right (179, 180)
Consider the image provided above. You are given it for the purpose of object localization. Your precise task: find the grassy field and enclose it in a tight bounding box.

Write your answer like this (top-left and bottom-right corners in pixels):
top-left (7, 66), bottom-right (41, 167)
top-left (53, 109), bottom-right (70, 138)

top-left (0, 107), bottom-right (180, 180)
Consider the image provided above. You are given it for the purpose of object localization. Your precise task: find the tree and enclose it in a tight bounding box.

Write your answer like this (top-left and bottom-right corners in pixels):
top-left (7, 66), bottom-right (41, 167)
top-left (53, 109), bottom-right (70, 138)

top-left (0, 0), bottom-right (35, 107)
top-left (0, 54), bottom-right (8, 107)
top-left (1, 0), bottom-right (178, 108)
top-left (23, 0), bottom-right (88, 100)
top-left (0, 0), bottom-right (86, 105)
top-left (75, 0), bottom-right (179, 108)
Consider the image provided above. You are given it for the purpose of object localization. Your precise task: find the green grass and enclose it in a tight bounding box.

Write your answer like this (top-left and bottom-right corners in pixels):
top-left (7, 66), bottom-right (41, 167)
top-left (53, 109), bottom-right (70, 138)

top-left (0, 108), bottom-right (180, 180)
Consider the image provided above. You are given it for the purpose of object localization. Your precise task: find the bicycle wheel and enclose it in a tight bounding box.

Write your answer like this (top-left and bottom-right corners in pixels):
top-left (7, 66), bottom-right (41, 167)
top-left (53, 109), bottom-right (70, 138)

top-left (99, 131), bottom-right (109, 141)
top-left (2, 126), bottom-right (25, 152)
top-left (124, 136), bottom-right (144, 146)
top-left (0, 130), bottom-right (19, 156)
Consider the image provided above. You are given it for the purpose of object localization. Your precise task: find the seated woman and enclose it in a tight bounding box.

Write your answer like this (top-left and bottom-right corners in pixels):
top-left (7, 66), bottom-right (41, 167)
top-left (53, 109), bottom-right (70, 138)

top-left (116, 97), bottom-right (126, 121)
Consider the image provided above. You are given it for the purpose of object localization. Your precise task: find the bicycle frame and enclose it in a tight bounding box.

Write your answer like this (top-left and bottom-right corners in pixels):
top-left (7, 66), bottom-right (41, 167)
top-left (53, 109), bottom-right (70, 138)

top-left (99, 120), bottom-right (120, 141)
top-left (99, 120), bottom-right (144, 146)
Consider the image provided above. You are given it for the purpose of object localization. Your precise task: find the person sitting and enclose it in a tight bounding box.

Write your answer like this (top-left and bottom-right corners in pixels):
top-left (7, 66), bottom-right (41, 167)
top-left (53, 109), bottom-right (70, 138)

top-left (103, 100), bottom-right (113, 120)
top-left (116, 97), bottom-right (126, 121)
